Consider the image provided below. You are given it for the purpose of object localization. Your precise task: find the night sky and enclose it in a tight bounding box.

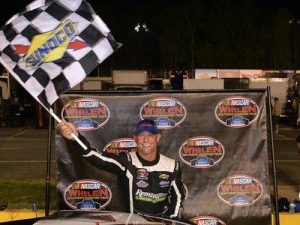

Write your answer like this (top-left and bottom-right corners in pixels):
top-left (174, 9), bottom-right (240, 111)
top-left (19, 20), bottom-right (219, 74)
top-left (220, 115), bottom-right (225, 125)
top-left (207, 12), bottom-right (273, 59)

top-left (1, 0), bottom-right (300, 70)
top-left (0, 0), bottom-right (179, 23)
top-left (0, 0), bottom-right (299, 25)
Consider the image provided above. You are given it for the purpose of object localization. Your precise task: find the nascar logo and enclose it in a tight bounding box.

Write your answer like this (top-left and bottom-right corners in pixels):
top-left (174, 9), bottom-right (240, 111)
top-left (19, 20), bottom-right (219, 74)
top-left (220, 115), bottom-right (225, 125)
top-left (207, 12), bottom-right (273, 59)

top-left (64, 179), bottom-right (112, 210)
top-left (62, 98), bottom-right (110, 131)
top-left (215, 96), bottom-right (259, 128)
top-left (217, 174), bottom-right (263, 207)
top-left (140, 97), bottom-right (187, 130)
top-left (191, 216), bottom-right (226, 225)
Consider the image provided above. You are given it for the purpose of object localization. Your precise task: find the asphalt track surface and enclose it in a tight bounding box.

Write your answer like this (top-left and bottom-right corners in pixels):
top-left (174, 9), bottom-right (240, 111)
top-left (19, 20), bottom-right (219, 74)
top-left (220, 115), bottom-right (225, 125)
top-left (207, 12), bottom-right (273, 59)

top-left (0, 124), bottom-right (300, 201)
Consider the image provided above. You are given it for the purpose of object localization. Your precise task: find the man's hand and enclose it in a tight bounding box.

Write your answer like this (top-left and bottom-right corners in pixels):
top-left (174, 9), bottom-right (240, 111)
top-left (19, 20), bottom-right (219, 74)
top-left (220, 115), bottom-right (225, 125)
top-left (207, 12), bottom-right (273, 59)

top-left (57, 121), bottom-right (78, 140)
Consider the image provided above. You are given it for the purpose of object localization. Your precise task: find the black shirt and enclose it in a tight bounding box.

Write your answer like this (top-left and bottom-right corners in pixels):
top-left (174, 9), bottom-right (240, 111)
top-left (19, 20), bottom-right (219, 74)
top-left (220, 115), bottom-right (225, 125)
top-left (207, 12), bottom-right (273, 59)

top-left (75, 134), bottom-right (185, 219)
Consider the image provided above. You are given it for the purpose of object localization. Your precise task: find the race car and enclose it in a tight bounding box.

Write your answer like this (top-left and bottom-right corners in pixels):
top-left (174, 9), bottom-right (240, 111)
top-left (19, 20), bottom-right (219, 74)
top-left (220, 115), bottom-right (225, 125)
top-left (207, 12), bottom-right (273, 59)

top-left (190, 156), bottom-right (214, 166)
top-left (33, 210), bottom-right (191, 225)
top-left (73, 118), bottom-right (99, 129)
top-left (226, 116), bottom-right (249, 126)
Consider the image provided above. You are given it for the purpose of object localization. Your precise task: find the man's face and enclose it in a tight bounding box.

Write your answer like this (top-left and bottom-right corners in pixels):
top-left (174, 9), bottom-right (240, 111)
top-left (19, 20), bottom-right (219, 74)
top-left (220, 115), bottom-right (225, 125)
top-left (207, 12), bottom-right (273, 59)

top-left (134, 131), bottom-right (161, 156)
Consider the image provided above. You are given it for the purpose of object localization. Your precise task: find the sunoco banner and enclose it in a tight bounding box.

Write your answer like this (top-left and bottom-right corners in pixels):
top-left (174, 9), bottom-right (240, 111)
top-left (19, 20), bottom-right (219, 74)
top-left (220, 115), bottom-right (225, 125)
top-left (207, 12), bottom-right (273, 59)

top-left (55, 91), bottom-right (271, 225)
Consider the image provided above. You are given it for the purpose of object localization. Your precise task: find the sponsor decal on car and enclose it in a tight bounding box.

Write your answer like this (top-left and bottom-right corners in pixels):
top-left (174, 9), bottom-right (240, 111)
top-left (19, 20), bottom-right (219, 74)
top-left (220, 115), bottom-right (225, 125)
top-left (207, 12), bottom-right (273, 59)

top-left (63, 179), bottom-right (112, 210)
top-left (139, 97), bottom-right (186, 129)
top-left (61, 98), bottom-right (110, 131)
top-left (215, 96), bottom-right (259, 128)
top-left (191, 216), bottom-right (227, 225)
top-left (137, 168), bottom-right (149, 180)
top-left (179, 136), bottom-right (225, 168)
top-left (103, 138), bottom-right (137, 154)
top-left (217, 174), bottom-right (263, 207)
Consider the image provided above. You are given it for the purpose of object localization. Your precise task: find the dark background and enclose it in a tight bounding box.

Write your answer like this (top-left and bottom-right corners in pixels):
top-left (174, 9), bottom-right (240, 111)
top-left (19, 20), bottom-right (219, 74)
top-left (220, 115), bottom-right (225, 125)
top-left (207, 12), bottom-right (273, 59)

top-left (1, 0), bottom-right (300, 70)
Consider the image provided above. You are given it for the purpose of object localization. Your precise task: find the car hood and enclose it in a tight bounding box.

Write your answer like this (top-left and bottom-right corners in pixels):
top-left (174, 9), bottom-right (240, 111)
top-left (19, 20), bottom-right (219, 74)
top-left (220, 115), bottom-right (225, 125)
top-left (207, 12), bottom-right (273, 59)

top-left (33, 210), bottom-right (191, 225)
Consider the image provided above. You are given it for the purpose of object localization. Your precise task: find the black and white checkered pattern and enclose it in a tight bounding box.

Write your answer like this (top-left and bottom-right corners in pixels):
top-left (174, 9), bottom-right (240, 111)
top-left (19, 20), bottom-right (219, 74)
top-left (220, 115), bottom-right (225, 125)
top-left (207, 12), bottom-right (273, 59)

top-left (0, 0), bottom-right (120, 109)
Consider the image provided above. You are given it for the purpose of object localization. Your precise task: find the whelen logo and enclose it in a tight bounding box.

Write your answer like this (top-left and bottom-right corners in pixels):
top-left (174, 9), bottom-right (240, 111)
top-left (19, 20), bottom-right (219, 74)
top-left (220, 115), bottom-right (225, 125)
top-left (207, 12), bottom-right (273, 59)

top-left (103, 138), bottom-right (137, 154)
top-left (215, 96), bottom-right (259, 128)
top-left (217, 174), bottom-right (263, 207)
top-left (139, 97), bottom-right (186, 129)
top-left (61, 98), bottom-right (110, 131)
top-left (64, 179), bottom-right (112, 210)
top-left (191, 216), bottom-right (227, 225)
top-left (179, 136), bottom-right (225, 168)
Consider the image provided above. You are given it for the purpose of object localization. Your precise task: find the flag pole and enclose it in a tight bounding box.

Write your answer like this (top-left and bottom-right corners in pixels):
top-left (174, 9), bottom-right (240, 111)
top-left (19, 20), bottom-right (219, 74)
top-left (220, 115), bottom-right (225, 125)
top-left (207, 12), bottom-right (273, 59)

top-left (49, 108), bottom-right (87, 150)
top-left (45, 113), bottom-right (52, 217)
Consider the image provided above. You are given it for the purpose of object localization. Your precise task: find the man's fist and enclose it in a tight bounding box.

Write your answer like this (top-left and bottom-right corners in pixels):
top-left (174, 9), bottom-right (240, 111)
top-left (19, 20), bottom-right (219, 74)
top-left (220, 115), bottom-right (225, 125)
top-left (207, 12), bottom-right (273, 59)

top-left (57, 121), bottom-right (78, 140)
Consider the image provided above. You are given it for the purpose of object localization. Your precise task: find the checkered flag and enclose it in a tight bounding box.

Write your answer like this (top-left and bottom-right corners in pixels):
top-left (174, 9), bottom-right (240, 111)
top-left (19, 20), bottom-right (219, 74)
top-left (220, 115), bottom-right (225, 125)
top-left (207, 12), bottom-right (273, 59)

top-left (0, 0), bottom-right (120, 110)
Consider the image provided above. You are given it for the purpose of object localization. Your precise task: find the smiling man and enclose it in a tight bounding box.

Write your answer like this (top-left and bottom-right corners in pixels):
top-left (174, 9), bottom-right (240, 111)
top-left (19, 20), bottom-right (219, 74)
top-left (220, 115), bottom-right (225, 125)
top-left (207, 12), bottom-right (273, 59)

top-left (58, 119), bottom-right (185, 219)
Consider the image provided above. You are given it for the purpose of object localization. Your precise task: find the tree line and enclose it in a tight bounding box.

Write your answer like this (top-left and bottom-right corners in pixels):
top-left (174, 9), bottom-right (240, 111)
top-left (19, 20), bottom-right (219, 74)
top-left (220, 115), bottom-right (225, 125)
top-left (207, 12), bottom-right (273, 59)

top-left (0, 0), bottom-right (297, 71)
top-left (96, 0), bottom-right (296, 71)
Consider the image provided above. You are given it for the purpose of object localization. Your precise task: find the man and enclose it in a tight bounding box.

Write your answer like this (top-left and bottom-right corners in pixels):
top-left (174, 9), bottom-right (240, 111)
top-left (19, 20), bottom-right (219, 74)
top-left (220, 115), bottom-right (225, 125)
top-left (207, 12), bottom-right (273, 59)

top-left (58, 119), bottom-right (185, 219)
top-left (272, 97), bottom-right (282, 133)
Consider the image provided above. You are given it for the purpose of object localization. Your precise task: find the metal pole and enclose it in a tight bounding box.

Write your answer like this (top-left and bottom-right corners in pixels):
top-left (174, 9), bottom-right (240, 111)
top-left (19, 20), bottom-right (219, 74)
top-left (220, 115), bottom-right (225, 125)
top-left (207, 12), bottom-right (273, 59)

top-left (45, 114), bottom-right (52, 217)
top-left (293, 19), bottom-right (297, 74)
top-left (267, 86), bottom-right (280, 225)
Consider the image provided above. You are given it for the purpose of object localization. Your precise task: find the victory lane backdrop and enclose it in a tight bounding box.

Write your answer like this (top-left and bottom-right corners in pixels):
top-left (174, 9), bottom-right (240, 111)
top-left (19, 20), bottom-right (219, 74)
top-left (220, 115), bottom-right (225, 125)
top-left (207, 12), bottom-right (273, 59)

top-left (55, 90), bottom-right (271, 225)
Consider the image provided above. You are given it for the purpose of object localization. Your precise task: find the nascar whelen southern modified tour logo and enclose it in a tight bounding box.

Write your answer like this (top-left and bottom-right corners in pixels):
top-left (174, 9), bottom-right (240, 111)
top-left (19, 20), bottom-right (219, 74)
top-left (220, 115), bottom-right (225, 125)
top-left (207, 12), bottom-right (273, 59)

top-left (103, 138), bottom-right (137, 154)
top-left (61, 98), bottom-right (110, 131)
top-left (64, 179), bottom-right (112, 210)
top-left (191, 216), bottom-right (227, 225)
top-left (215, 96), bottom-right (260, 128)
top-left (179, 136), bottom-right (225, 168)
top-left (139, 97), bottom-right (186, 129)
top-left (217, 174), bottom-right (263, 207)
